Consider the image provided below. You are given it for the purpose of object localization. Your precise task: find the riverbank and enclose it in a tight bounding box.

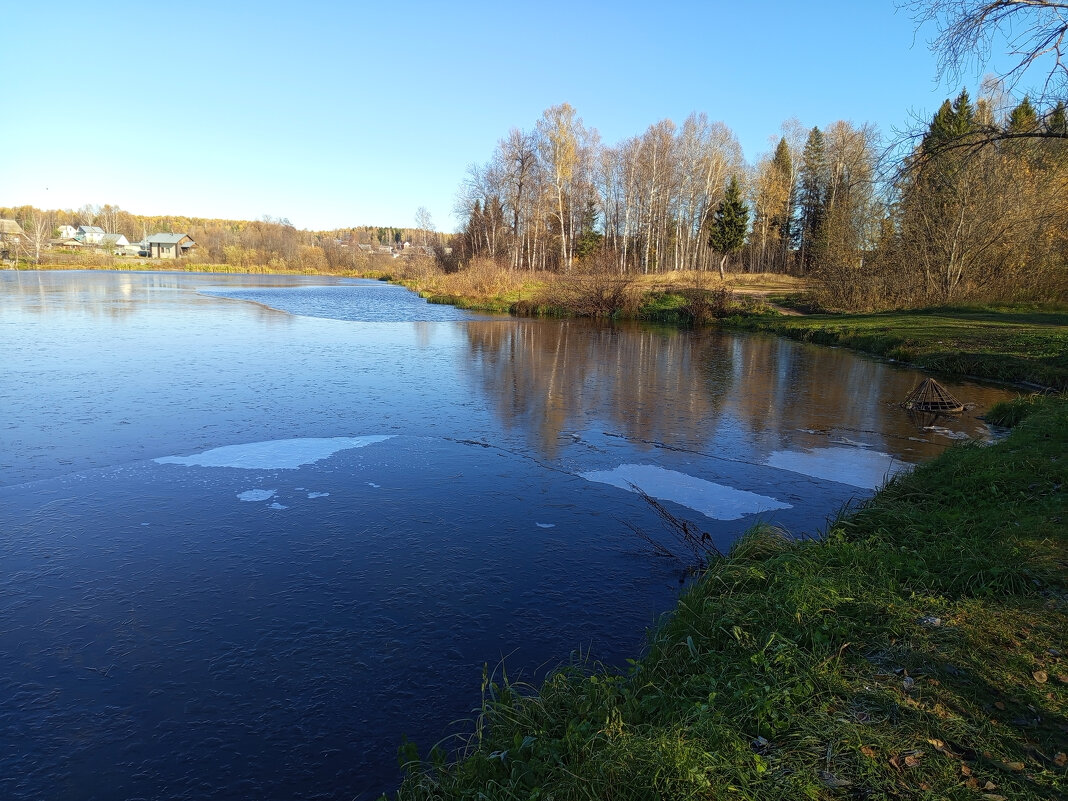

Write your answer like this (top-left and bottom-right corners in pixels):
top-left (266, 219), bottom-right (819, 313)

top-left (392, 395), bottom-right (1067, 800)
top-left (723, 307), bottom-right (1068, 392)
top-left (364, 261), bottom-right (1067, 390)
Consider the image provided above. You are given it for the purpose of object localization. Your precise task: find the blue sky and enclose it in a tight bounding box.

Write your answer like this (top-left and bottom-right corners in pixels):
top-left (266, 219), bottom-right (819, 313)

top-left (0, 1), bottom-right (1018, 231)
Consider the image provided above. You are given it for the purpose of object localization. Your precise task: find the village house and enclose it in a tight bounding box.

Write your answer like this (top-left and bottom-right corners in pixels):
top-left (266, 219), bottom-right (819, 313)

top-left (57, 224), bottom-right (78, 239)
top-left (1, 219), bottom-right (26, 259)
top-left (146, 232), bottom-right (195, 259)
top-left (76, 225), bottom-right (106, 244)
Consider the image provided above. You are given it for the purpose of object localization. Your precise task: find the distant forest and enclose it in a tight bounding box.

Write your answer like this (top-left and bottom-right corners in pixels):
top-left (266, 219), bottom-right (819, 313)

top-left (0, 204), bottom-right (426, 274)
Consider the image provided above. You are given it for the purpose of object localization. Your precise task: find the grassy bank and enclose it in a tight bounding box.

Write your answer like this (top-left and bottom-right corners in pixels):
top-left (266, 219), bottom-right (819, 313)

top-left (723, 307), bottom-right (1068, 391)
top-left (392, 397), bottom-right (1067, 800)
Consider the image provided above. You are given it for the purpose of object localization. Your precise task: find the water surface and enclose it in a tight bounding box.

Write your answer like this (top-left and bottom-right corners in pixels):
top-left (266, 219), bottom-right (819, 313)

top-left (0, 271), bottom-right (1016, 800)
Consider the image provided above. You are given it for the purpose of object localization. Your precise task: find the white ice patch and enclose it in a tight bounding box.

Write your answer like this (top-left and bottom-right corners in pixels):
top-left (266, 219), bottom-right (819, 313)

top-left (535, 522), bottom-right (556, 529)
top-left (237, 489), bottom-right (276, 502)
top-left (366, 482), bottom-right (381, 488)
top-left (766, 447), bottom-right (908, 490)
top-left (268, 502), bottom-right (288, 510)
top-left (156, 436), bottom-right (393, 470)
top-left (579, 464), bottom-right (791, 521)
top-left (307, 492), bottom-right (329, 498)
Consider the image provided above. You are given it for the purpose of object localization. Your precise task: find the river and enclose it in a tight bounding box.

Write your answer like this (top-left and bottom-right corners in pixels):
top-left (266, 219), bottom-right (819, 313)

top-left (0, 270), bottom-right (1016, 800)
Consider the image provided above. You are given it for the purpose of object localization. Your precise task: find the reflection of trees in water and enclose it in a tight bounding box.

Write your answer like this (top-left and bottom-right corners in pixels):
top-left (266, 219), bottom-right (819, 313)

top-left (465, 321), bottom-right (1015, 463)
top-left (719, 335), bottom-right (1010, 459)
top-left (465, 320), bottom-right (733, 457)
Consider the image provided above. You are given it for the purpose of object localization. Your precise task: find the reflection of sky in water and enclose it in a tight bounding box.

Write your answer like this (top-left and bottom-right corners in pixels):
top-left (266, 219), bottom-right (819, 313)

top-left (0, 271), bottom-right (1022, 800)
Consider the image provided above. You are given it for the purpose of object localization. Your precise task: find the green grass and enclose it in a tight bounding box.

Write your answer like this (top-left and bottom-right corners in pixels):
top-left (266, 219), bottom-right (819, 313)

top-left (391, 397), bottom-right (1068, 800)
top-left (724, 306), bottom-right (1068, 390)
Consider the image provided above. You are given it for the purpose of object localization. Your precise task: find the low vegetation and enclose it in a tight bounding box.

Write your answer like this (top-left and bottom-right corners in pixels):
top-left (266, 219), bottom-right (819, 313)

top-left (724, 306), bottom-right (1068, 390)
top-left (391, 396), bottom-right (1068, 800)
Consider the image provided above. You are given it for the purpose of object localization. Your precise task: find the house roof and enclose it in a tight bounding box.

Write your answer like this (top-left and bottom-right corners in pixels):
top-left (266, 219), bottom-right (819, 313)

top-left (0, 219), bottom-right (26, 235)
top-left (101, 233), bottom-right (128, 244)
top-left (78, 225), bottom-right (105, 234)
top-left (146, 233), bottom-right (192, 244)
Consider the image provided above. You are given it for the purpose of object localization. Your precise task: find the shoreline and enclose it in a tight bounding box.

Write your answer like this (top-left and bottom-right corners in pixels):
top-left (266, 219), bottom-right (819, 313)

top-left (391, 395), bottom-right (1068, 799)
top-left (11, 263), bottom-right (1066, 390)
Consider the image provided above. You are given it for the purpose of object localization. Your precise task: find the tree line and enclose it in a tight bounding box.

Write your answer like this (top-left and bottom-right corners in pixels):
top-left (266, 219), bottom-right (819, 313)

top-left (448, 87), bottom-right (1066, 308)
top-left (0, 204), bottom-right (431, 274)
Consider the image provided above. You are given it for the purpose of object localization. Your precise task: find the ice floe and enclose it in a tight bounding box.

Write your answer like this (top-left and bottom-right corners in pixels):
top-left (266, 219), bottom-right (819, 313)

top-left (268, 502), bottom-right (288, 510)
top-left (765, 446), bottom-right (908, 490)
top-left (578, 464), bottom-right (791, 521)
top-left (155, 436), bottom-right (392, 470)
top-left (237, 489), bottom-right (276, 502)
top-left (307, 492), bottom-right (330, 499)
top-left (535, 522), bottom-right (556, 529)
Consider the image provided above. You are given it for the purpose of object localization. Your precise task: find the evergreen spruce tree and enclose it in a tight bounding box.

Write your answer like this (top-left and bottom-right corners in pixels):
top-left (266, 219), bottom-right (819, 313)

top-left (1045, 101), bottom-right (1068, 135)
top-left (797, 127), bottom-right (826, 274)
top-left (951, 89), bottom-right (975, 135)
top-left (770, 137), bottom-right (794, 271)
top-left (1008, 96), bottom-right (1039, 133)
top-left (923, 89), bottom-right (977, 154)
top-left (707, 175), bottom-right (749, 279)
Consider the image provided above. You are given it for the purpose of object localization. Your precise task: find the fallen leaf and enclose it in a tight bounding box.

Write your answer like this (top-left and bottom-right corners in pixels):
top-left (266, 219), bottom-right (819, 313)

top-left (964, 778), bottom-right (980, 790)
top-left (927, 738), bottom-right (961, 758)
top-left (1054, 752), bottom-right (1067, 767)
top-left (981, 795), bottom-right (1007, 801)
top-left (994, 701), bottom-right (1006, 710)
top-left (984, 781), bottom-right (997, 790)
top-left (1033, 670), bottom-right (1048, 683)
top-left (1003, 761), bottom-right (1025, 771)
top-left (860, 746), bottom-right (877, 758)
top-left (960, 763), bottom-right (972, 776)
top-left (904, 754), bottom-right (922, 768)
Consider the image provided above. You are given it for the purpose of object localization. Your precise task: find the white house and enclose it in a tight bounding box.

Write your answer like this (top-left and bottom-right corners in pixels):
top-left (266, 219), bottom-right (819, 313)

top-left (57, 224), bottom-right (78, 239)
top-left (76, 225), bottom-right (106, 244)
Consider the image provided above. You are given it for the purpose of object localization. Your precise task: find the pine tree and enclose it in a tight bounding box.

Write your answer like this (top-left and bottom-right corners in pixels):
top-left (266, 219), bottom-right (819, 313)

top-left (707, 175), bottom-right (749, 279)
top-left (797, 127), bottom-right (826, 273)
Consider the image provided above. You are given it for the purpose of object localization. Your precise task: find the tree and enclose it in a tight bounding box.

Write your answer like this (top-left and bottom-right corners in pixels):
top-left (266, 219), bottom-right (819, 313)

top-left (22, 209), bottom-right (54, 264)
top-left (536, 103), bottom-right (583, 272)
top-left (797, 127), bottom-right (827, 273)
top-left (706, 176), bottom-right (749, 278)
top-left (908, 0), bottom-right (1068, 99)
top-left (1008, 95), bottom-right (1039, 131)
top-left (414, 206), bottom-right (435, 247)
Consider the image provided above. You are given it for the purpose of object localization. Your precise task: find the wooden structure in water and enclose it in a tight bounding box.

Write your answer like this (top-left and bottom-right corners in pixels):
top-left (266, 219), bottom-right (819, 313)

top-left (901, 378), bottom-right (965, 413)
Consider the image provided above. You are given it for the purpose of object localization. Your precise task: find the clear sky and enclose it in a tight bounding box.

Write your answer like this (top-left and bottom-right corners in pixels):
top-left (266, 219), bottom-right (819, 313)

top-left (0, 1), bottom-right (1017, 231)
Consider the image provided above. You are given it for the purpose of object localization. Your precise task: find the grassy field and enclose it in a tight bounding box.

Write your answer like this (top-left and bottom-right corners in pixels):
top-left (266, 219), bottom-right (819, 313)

top-left (724, 307), bottom-right (1068, 391)
top-left (391, 396), bottom-right (1068, 800)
